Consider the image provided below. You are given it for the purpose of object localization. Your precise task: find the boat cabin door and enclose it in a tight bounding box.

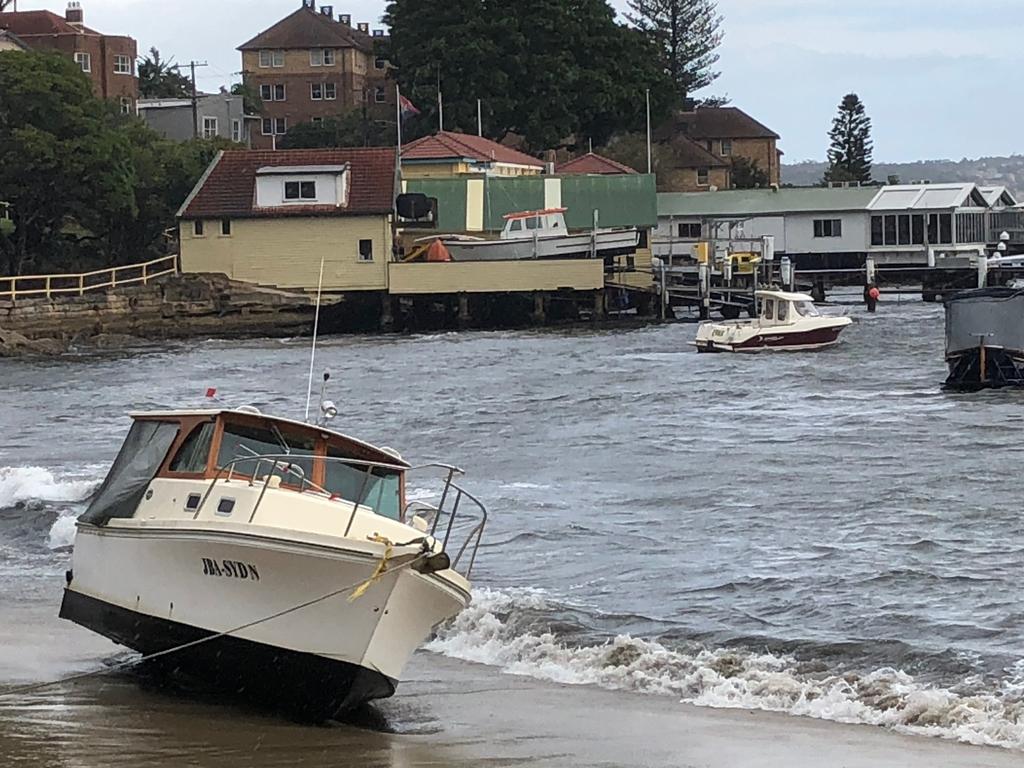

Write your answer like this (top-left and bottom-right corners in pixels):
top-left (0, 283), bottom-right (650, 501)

top-left (760, 297), bottom-right (790, 326)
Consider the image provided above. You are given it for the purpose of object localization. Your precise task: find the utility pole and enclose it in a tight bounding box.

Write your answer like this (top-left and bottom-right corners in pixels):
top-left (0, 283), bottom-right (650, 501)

top-left (189, 60), bottom-right (208, 138)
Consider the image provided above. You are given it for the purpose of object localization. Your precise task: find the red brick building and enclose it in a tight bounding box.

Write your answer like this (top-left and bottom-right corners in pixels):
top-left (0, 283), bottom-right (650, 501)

top-left (668, 107), bottom-right (782, 187)
top-left (0, 2), bottom-right (138, 111)
top-left (238, 0), bottom-right (392, 149)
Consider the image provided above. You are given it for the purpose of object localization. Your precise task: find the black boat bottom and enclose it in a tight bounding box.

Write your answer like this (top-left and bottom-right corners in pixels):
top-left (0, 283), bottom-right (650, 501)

top-left (944, 346), bottom-right (1024, 391)
top-left (58, 589), bottom-right (396, 721)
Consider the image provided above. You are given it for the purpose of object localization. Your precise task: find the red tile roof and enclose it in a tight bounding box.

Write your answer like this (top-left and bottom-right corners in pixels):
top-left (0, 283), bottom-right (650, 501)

top-left (179, 148), bottom-right (396, 219)
top-left (238, 7), bottom-right (374, 52)
top-left (555, 152), bottom-right (637, 175)
top-left (676, 107), bottom-right (780, 140)
top-left (401, 131), bottom-right (543, 168)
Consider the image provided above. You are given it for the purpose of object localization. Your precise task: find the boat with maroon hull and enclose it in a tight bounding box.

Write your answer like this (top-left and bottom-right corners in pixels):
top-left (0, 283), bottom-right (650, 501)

top-left (944, 286), bottom-right (1024, 390)
top-left (59, 407), bottom-right (486, 720)
top-left (694, 289), bottom-right (852, 353)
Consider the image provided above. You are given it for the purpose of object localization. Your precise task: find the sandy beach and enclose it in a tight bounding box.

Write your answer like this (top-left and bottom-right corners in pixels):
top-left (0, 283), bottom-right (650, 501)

top-left (0, 595), bottom-right (1019, 768)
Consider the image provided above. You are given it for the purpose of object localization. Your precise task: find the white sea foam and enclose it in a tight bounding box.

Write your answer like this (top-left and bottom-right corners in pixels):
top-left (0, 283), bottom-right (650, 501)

top-left (0, 466), bottom-right (99, 550)
top-left (427, 587), bottom-right (1024, 751)
top-left (0, 466), bottom-right (95, 508)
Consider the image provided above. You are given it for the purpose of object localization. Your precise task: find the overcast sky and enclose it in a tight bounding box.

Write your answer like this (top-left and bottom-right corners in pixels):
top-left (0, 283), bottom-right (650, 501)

top-left (38, 0), bottom-right (1024, 162)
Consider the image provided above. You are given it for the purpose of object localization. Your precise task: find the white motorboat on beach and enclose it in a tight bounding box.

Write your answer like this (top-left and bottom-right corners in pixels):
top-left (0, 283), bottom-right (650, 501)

top-left (694, 289), bottom-right (852, 353)
top-left (59, 402), bottom-right (485, 720)
top-left (423, 208), bottom-right (639, 261)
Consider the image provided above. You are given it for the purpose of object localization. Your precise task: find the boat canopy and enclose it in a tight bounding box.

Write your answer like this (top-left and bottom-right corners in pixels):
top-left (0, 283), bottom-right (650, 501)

top-left (79, 420), bottom-right (179, 526)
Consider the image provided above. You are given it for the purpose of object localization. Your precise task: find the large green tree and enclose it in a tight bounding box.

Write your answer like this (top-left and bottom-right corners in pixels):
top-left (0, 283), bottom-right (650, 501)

top-left (0, 50), bottom-right (230, 276)
top-left (138, 48), bottom-right (192, 99)
top-left (279, 111), bottom-right (394, 149)
top-left (627, 0), bottom-right (723, 102)
top-left (383, 0), bottom-right (673, 152)
top-left (0, 51), bottom-right (135, 275)
top-left (823, 93), bottom-right (873, 185)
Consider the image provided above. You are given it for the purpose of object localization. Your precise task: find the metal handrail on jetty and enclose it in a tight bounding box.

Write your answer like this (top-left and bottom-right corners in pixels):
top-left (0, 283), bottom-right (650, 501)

top-left (195, 454), bottom-right (487, 578)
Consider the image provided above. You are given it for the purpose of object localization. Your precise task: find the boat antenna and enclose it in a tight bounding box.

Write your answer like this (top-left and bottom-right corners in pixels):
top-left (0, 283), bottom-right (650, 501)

top-left (304, 252), bottom-right (327, 423)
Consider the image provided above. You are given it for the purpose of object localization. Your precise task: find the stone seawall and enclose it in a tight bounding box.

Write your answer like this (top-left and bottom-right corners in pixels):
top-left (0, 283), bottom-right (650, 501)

top-left (0, 274), bottom-right (319, 356)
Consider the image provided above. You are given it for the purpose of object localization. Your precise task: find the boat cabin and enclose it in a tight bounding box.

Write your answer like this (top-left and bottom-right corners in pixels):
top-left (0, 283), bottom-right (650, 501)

top-left (501, 208), bottom-right (568, 240)
top-left (83, 409), bottom-right (409, 527)
top-left (755, 290), bottom-right (820, 326)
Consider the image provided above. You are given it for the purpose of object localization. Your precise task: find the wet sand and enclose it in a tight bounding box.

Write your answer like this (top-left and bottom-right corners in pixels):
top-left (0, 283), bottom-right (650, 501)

top-left (0, 595), bottom-right (1019, 768)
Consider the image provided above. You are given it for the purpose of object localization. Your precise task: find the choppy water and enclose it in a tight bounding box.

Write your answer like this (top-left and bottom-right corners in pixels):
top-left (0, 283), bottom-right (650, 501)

top-left (3, 300), bottom-right (1024, 751)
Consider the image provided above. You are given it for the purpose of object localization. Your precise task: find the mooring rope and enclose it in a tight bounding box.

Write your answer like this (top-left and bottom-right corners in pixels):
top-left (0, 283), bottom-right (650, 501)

top-left (0, 544), bottom-right (426, 700)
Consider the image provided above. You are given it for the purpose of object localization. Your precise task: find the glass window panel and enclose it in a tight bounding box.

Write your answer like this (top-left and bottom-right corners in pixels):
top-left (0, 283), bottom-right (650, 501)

top-left (169, 422), bottom-right (215, 473)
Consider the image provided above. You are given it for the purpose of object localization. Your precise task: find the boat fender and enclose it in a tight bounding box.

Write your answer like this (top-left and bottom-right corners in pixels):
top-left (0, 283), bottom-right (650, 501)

top-left (411, 551), bottom-right (451, 575)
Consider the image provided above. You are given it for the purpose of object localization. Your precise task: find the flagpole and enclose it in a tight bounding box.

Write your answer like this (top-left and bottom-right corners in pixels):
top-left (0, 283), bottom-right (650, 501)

top-left (645, 88), bottom-right (652, 174)
top-left (395, 84), bottom-right (402, 160)
top-left (436, 64), bottom-right (443, 132)
top-left (477, 98), bottom-right (482, 137)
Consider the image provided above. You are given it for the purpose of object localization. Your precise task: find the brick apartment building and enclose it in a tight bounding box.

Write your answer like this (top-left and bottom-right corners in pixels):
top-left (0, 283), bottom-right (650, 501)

top-left (669, 107), bottom-right (783, 187)
top-left (238, 0), bottom-right (392, 149)
top-left (0, 2), bottom-right (138, 112)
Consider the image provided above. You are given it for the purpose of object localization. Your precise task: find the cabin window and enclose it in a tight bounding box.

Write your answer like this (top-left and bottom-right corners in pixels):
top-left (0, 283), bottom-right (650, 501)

top-left (762, 299), bottom-right (775, 319)
top-left (169, 422), bottom-right (216, 473)
top-left (218, 423), bottom-right (316, 487)
top-left (870, 216), bottom-right (883, 246)
top-left (324, 448), bottom-right (401, 520)
top-left (794, 301), bottom-right (819, 317)
top-left (525, 216), bottom-right (541, 230)
top-left (777, 301), bottom-right (789, 321)
top-left (509, 219), bottom-right (523, 232)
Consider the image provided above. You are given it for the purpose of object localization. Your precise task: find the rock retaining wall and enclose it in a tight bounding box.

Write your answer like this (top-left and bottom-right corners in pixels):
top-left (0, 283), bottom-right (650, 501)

top-left (0, 274), bottom-right (319, 355)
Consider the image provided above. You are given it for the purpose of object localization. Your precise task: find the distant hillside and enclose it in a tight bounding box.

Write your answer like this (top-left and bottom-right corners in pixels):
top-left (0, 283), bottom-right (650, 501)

top-left (783, 156), bottom-right (1024, 192)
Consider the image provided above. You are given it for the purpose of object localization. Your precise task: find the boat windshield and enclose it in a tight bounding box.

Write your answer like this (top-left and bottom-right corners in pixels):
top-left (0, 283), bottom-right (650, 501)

top-left (794, 301), bottom-right (820, 317)
top-left (218, 423), bottom-right (316, 485)
top-left (325, 447), bottom-right (401, 520)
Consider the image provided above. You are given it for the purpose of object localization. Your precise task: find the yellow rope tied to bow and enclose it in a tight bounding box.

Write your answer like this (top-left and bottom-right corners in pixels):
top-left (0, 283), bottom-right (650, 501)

top-left (348, 534), bottom-right (394, 602)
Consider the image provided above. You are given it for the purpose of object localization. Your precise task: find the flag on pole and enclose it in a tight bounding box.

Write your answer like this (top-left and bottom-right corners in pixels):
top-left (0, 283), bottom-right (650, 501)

top-left (399, 94), bottom-right (420, 121)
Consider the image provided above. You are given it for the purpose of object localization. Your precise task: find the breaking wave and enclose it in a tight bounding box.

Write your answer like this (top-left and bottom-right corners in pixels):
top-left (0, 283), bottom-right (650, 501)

top-left (426, 588), bottom-right (1024, 751)
top-left (0, 466), bottom-right (98, 551)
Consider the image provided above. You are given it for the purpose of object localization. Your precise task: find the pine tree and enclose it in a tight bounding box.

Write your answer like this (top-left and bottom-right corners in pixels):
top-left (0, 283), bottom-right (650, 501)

top-left (823, 93), bottom-right (873, 184)
top-left (626, 0), bottom-right (723, 102)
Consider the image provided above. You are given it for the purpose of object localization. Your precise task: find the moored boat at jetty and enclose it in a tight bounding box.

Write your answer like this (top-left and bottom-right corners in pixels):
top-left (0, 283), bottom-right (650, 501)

top-left (424, 207), bottom-right (639, 262)
top-left (693, 289), bottom-right (852, 353)
top-left (944, 286), bottom-right (1024, 390)
top-left (59, 405), bottom-right (485, 720)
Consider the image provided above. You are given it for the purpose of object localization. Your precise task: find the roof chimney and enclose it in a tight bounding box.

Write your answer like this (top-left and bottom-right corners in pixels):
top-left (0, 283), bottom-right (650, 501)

top-left (338, 13), bottom-right (350, 25)
top-left (372, 28), bottom-right (384, 37)
top-left (66, 1), bottom-right (84, 27)
top-left (357, 21), bottom-right (369, 33)
top-left (319, 4), bottom-right (333, 15)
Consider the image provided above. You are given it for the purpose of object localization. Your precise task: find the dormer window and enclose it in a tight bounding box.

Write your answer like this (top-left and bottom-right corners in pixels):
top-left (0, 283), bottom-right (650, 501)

top-left (284, 181), bottom-right (317, 201)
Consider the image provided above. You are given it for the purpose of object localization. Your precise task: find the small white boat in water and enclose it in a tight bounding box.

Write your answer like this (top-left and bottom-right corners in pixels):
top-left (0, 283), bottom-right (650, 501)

top-left (60, 402), bottom-right (485, 720)
top-left (433, 208), bottom-right (639, 261)
top-left (694, 289), bottom-right (852, 353)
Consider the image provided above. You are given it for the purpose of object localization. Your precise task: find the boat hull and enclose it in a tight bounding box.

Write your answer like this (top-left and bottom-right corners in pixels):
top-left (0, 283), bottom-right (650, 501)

top-left (695, 323), bottom-right (848, 353)
top-left (61, 522), bottom-right (469, 717)
top-left (443, 229), bottom-right (638, 261)
top-left (944, 287), bottom-right (1024, 390)
top-left (59, 589), bottom-right (394, 720)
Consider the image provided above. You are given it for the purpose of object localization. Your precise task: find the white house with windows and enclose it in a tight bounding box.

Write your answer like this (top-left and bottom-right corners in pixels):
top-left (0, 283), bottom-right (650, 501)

top-left (177, 147), bottom-right (395, 292)
top-left (655, 183), bottom-right (1016, 267)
